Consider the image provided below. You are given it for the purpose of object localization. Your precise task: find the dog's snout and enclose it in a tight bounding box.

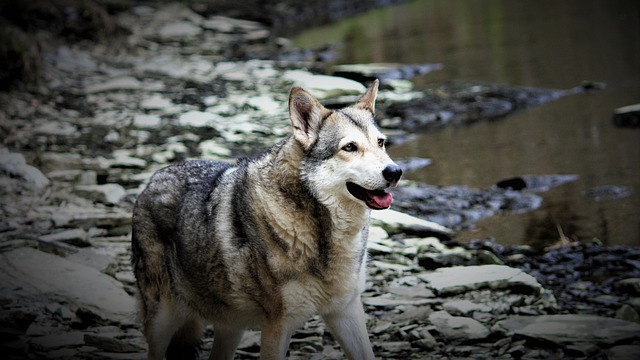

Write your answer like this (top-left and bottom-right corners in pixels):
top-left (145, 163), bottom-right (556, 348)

top-left (382, 164), bottom-right (403, 185)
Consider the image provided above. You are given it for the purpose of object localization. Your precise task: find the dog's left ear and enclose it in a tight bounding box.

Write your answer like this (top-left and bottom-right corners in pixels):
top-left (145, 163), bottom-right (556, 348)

top-left (355, 79), bottom-right (379, 114)
top-left (289, 87), bottom-right (332, 149)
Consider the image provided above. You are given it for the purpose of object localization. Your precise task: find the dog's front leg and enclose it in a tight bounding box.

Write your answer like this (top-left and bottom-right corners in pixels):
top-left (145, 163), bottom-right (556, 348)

top-left (260, 319), bottom-right (294, 360)
top-left (323, 296), bottom-right (375, 360)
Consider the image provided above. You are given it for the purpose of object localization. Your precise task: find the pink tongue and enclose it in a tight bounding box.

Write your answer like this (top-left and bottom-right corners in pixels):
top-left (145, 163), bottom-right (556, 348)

top-left (369, 191), bottom-right (393, 209)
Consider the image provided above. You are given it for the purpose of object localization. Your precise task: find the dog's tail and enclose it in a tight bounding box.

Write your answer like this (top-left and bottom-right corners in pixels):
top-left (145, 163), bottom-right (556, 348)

top-left (165, 319), bottom-right (203, 360)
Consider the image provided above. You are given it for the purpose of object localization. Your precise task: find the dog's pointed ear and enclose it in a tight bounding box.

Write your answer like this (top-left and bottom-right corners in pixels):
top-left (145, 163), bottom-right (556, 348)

top-left (355, 79), bottom-right (379, 114)
top-left (289, 87), bottom-right (331, 149)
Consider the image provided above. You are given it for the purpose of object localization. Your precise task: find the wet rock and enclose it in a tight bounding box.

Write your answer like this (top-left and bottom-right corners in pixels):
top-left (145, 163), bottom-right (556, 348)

top-left (0, 149), bottom-right (49, 192)
top-left (385, 81), bottom-right (593, 131)
top-left (495, 174), bottom-right (579, 192)
top-left (0, 248), bottom-right (135, 324)
top-left (84, 333), bottom-right (145, 353)
top-left (615, 304), bottom-right (640, 323)
top-left (497, 314), bottom-right (640, 346)
top-left (605, 345), bottom-right (640, 360)
top-left (613, 103), bottom-right (640, 128)
top-left (178, 110), bottom-right (221, 128)
top-left (417, 265), bottom-right (542, 296)
top-left (442, 299), bottom-right (492, 316)
top-left (418, 248), bottom-right (504, 270)
top-left (139, 94), bottom-right (173, 110)
top-left (84, 76), bottom-right (142, 94)
top-left (393, 157), bottom-right (431, 174)
top-left (615, 278), bottom-right (640, 296)
top-left (583, 185), bottom-right (632, 201)
top-left (29, 331), bottom-right (86, 352)
top-left (391, 181), bottom-right (542, 229)
top-left (39, 228), bottom-right (89, 247)
top-left (332, 63), bottom-right (443, 83)
top-left (428, 310), bottom-right (490, 341)
top-left (75, 184), bottom-right (126, 205)
top-left (370, 208), bottom-right (454, 238)
top-left (157, 21), bottom-right (203, 42)
top-left (67, 248), bottom-right (118, 274)
top-left (0, 308), bottom-right (37, 333)
top-left (198, 140), bottom-right (232, 158)
top-left (132, 114), bottom-right (161, 129)
top-left (283, 70), bottom-right (366, 99)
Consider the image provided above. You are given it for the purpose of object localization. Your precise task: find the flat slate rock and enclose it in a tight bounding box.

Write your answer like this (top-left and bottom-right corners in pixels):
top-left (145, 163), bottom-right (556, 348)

top-left (497, 314), bottom-right (640, 346)
top-left (428, 310), bottom-right (490, 341)
top-left (417, 264), bottom-right (542, 296)
top-left (0, 248), bottom-right (135, 324)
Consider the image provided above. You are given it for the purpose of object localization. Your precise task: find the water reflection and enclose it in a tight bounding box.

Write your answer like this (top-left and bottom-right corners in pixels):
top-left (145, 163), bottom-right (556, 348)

top-left (293, 0), bottom-right (640, 247)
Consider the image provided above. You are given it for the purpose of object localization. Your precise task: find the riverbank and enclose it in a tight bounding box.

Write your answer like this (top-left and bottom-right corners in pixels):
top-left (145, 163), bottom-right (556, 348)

top-left (1, 2), bottom-right (639, 359)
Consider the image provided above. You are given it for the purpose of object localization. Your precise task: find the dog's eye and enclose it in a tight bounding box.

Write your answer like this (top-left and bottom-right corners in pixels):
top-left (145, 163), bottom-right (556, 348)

top-left (342, 143), bottom-right (358, 152)
top-left (378, 138), bottom-right (385, 147)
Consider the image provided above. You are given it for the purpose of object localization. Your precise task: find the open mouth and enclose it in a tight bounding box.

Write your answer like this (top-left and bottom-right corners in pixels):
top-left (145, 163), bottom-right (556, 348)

top-left (346, 182), bottom-right (393, 210)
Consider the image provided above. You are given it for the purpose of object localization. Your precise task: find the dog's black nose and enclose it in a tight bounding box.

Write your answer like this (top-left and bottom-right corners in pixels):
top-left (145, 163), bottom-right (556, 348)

top-left (382, 164), bottom-right (403, 185)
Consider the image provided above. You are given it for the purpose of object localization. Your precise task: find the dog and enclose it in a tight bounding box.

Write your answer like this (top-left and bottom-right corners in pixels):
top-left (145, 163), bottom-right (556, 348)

top-left (131, 79), bottom-right (402, 360)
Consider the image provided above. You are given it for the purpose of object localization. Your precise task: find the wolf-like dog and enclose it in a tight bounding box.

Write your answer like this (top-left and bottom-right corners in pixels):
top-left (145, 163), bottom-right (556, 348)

top-left (131, 79), bottom-right (402, 360)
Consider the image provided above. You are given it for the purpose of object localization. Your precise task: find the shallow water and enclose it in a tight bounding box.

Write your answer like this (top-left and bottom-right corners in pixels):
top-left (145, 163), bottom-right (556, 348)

top-left (293, 0), bottom-right (640, 247)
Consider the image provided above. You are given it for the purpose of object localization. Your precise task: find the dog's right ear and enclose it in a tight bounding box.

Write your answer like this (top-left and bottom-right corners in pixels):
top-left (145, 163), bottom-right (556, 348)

top-left (289, 87), bottom-right (331, 149)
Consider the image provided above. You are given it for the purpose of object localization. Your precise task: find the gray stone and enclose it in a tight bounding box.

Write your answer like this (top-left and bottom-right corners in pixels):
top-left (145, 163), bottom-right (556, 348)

top-left (29, 332), bottom-right (86, 351)
top-left (615, 278), bottom-right (640, 296)
top-left (0, 149), bottom-right (49, 191)
top-left (0, 248), bottom-right (135, 324)
top-left (605, 345), bottom-right (640, 360)
top-left (39, 228), bottom-right (89, 247)
top-left (497, 314), bottom-right (640, 346)
top-left (67, 248), bottom-right (118, 274)
top-left (133, 114), bottom-right (161, 129)
top-left (84, 333), bottom-right (145, 353)
top-left (140, 94), bottom-right (173, 110)
top-left (85, 76), bottom-right (142, 94)
top-left (385, 285), bottom-right (436, 298)
top-left (428, 310), bottom-right (490, 341)
top-left (75, 184), bottom-right (126, 205)
top-left (34, 121), bottom-right (78, 137)
top-left (615, 304), bottom-right (640, 323)
top-left (417, 265), bottom-right (542, 296)
top-left (109, 152), bottom-right (148, 169)
top-left (443, 299), bottom-right (492, 316)
top-left (0, 308), bottom-right (37, 333)
top-left (198, 140), bottom-right (232, 158)
top-left (158, 21), bottom-right (203, 42)
top-left (178, 110), bottom-right (221, 128)
top-left (45, 302), bottom-right (75, 320)
top-left (370, 208), bottom-right (454, 237)
top-left (282, 70), bottom-right (367, 99)
top-left (363, 293), bottom-right (436, 308)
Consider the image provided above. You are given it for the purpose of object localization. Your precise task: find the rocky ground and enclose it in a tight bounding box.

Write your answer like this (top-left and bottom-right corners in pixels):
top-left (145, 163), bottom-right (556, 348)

top-left (1, 2), bottom-right (639, 359)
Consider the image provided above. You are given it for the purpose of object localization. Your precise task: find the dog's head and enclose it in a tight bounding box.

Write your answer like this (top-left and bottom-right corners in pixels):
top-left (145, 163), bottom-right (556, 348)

top-left (289, 80), bottom-right (402, 210)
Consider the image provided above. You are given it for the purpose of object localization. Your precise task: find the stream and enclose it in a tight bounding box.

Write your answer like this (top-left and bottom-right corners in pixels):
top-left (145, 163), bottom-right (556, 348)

top-left (293, 0), bottom-right (640, 247)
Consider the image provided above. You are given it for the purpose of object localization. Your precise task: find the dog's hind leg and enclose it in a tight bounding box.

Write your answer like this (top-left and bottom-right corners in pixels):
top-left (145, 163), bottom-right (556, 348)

top-left (145, 300), bottom-right (196, 360)
top-left (209, 325), bottom-right (245, 360)
top-left (322, 296), bottom-right (375, 360)
top-left (166, 317), bottom-right (204, 360)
